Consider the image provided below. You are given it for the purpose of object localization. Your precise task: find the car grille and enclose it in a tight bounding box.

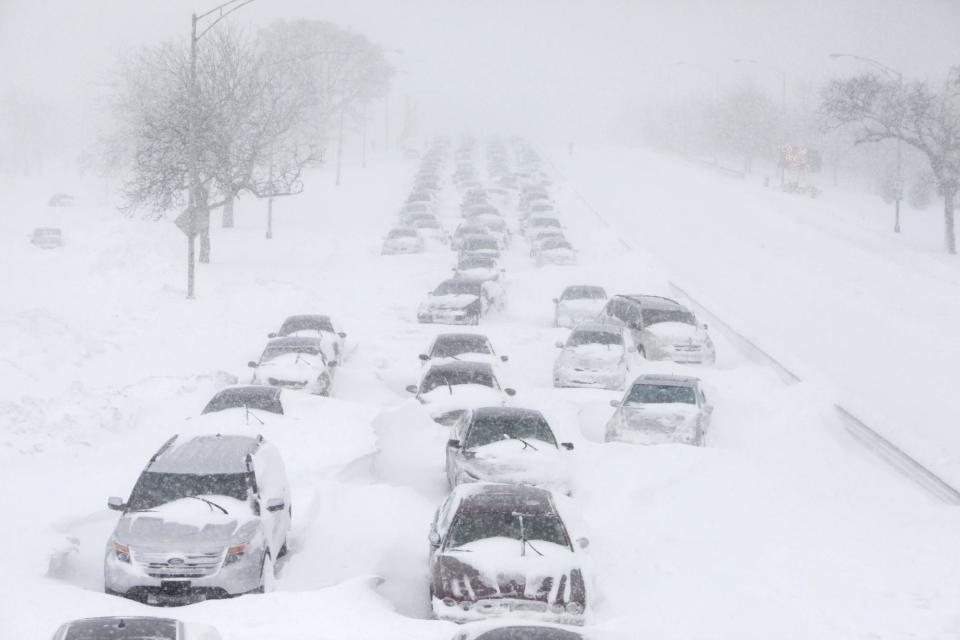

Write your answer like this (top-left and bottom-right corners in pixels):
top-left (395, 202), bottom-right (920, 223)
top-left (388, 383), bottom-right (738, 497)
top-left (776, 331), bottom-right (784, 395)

top-left (673, 344), bottom-right (701, 352)
top-left (133, 548), bottom-right (224, 578)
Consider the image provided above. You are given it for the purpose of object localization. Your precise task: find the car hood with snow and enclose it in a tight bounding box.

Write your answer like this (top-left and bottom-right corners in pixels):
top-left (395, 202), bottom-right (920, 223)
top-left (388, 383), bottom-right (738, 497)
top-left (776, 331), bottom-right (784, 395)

top-left (557, 344), bottom-right (624, 369)
top-left (607, 402), bottom-right (702, 445)
top-left (460, 439), bottom-right (570, 492)
top-left (112, 496), bottom-right (257, 549)
top-left (253, 353), bottom-right (327, 386)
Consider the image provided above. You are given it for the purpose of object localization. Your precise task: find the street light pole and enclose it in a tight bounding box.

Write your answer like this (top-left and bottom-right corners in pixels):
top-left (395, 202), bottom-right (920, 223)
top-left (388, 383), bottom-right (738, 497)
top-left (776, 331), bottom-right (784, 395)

top-left (829, 52), bottom-right (904, 233)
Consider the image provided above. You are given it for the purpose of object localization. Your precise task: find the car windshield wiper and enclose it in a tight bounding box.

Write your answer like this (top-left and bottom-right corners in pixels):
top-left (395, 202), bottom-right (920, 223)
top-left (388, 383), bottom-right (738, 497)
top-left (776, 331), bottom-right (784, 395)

top-left (244, 404), bottom-right (265, 425)
top-left (512, 512), bottom-right (544, 557)
top-left (503, 433), bottom-right (538, 451)
top-left (185, 496), bottom-right (229, 515)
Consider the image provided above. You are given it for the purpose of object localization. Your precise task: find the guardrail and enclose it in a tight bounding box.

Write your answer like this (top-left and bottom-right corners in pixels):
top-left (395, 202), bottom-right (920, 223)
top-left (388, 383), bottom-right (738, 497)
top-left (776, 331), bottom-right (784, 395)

top-left (669, 281), bottom-right (960, 505)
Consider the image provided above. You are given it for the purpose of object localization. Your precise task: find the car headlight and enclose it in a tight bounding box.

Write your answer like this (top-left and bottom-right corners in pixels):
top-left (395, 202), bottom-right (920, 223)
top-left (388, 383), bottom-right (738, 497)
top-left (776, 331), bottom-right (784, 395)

top-left (112, 539), bottom-right (130, 563)
top-left (224, 542), bottom-right (250, 565)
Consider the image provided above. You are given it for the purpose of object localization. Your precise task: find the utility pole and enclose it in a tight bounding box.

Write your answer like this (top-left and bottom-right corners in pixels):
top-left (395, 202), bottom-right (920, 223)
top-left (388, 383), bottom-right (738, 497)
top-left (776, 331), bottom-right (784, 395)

top-left (830, 52), bottom-right (904, 233)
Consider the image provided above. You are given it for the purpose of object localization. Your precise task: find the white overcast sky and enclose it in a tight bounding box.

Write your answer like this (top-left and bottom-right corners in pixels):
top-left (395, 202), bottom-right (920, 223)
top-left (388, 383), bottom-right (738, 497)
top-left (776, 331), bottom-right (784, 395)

top-left (2, 0), bottom-right (958, 143)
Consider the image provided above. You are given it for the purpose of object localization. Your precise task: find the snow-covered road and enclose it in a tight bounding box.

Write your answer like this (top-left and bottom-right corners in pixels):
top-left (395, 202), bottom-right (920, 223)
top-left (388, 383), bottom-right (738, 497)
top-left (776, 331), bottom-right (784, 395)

top-left (2, 147), bottom-right (959, 640)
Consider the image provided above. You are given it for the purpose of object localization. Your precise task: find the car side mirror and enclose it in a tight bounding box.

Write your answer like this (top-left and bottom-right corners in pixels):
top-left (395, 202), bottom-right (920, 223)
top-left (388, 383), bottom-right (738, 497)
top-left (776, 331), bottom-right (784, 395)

top-left (705, 404), bottom-right (714, 414)
top-left (447, 439), bottom-right (460, 448)
top-left (500, 355), bottom-right (509, 362)
top-left (406, 384), bottom-right (419, 394)
top-left (577, 537), bottom-right (590, 550)
top-left (338, 332), bottom-right (347, 338)
top-left (107, 496), bottom-right (126, 511)
top-left (247, 361), bottom-right (258, 368)
top-left (702, 323), bottom-right (709, 330)
top-left (504, 388), bottom-right (517, 396)
top-left (561, 442), bottom-right (574, 451)
top-left (609, 399), bottom-right (620, 408)
top-left (428, 530), bottom-right (441, 547)
top-left (418, 353), bottom-right (430, 361)
top-left (554, 341), bottom-right (564, 348)
top-left (267, 332), bottom-right (277, 338)
top-left (265, 498), bottom-right (285, 512)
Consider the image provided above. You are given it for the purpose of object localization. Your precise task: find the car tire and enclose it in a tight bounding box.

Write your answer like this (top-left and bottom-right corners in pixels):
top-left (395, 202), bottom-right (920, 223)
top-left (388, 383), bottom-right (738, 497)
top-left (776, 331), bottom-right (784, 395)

top-left (317, 375), bottom-right (331, 397)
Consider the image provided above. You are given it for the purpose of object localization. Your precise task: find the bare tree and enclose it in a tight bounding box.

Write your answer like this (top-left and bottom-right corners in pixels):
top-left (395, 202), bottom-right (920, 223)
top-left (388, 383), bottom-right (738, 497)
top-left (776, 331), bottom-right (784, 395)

top-left (822, 69), bottom-right (960, 254)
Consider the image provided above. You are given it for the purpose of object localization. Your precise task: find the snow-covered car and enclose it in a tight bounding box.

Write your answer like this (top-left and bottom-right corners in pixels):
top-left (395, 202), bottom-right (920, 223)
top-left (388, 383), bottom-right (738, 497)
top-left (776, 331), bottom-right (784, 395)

top-left (268, 314), bottom-right (347, 361)
top-left (445, 407), bottom-right (574, 492)
top-left (452, 621), bottom-right (589, 640)
top-left (529, 229), bottom-right (566, 254)
top-left (534, 238), bottom-right (577, 266)
top-left (452, 223), bottom-right (489, 250)
top-left (428, 483), bottom-right (588, 625)
top-left (599, 295), bottom-right (715, 364)
top-left (454, 255), bottom-right (503, 282)
top-left (382, 226), bottom-right (425, 255)
top-left (406, 360), bottom-right (516, 425)
top-left (553, 285), bottom-right (608, 328)
top-left (104, 433), bottom-right (291, 604)
top-left (553, 322), bottom-right (629, 390)
top-left (248, 336), bottom-right (337, 395)
top-left (465, 212), bottom-right (511, 248)
top-left (462, 202), bottom-right (500, 218)
top-left (605, 374), bottom-right (712, 445)
top-left (400, 201), bottom-right (434, 221)
top-left (459, 234), bottom-right (502, 261)
top-left (412, 217), bottom-right (450, 244)
top-left (29, 227), bottom-right (63, 249)
top-left (408, 189), bottom-right (439, 209)
top-left (48, 193), bottom-right (75, 207)
top-left (202, 385), bottom-right (285, 416)
top-left (524, 216), bottom-right (563, 238)
top-left (418, 278), bottom-right (504, 325)
top-left (51, 617), bottom-right (221, 640)
top-left (419, 333), bottom-right (509, 367)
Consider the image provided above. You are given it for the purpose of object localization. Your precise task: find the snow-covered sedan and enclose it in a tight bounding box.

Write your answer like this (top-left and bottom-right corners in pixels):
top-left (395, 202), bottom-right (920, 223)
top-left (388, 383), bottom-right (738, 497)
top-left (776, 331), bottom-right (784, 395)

top-left (412, 217), bottom-right (450, 245)
top-left (459, 234), bottom-right (502, 261)
top-left (407, 360), bottom-right (516, 425)
top-left (452, 223), bottom-right (489, 250)
top-left (605, 374), bottom-right (712, 445)
top-left (419, 333), bottom-right (509, 367)
top-left (599, 295), bottom-right (715, 364)
top-left (51, 617), bottom-right (221, 640)
top-left (428, 483), bottom-right (588, 625)
top-left (268, 314), bottom-right (347, 361)
top-left (30, 227), bottom-right (64, 249)
top-left (553, 322), bottom-right (629, 390)
top-left (553, 285), bottom-right (608, 328)
top-left (454, 255), bottom-right (503, 282)
top-left (248, 336), bottom-right (337, 396)
top-left (418, 278), bottom-right (504, 325)
top-left (534, 238), bottom-right (577, 266)
top-left (104, 434), bottom-right (291, 604)
top-left (452, 621), bottom-right (588, 640)
top-left (446, 407), bottom-right (574, 492)
top-left (382, 227), bottom-right (425, 255)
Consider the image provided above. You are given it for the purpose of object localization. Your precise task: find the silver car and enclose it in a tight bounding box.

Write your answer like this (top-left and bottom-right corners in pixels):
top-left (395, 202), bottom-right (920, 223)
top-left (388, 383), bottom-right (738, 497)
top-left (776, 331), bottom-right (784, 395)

top-left (104, 434), bottom-right (291, 604)
top-left (553, 323), bottom-right (629, 390)
top-left (599, 295), bottom-right (715, 365)
top-left (248, 336), bottom-right (337, 395)
top-left (382, 226), bottom-right (425, 254)
top-left (553, 285), bottom-right (608, 328)
top-left (605, 374), bottom-right (713, 445)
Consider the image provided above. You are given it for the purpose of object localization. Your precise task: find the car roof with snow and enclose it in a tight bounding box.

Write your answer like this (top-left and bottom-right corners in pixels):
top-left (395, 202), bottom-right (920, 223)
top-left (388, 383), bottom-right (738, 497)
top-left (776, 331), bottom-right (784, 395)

top-left (279, 314), bottom-right (333, 332)
top-left (434, 333), bottom-right (490, 347)
top-left (150, 434), bottom-right (262, 474)
top-left (202, 385), bottom-right (283, 415)
top-left (630, 373), bottom-right (701, 387)
top-left (454, 482), bottom-right (556, 515)
top-left (266, 336), bottom-right (324, 349)
top-left (620, 294), bottom-right (685, 310)
top-left (469, 406), bottom-right (545, 422)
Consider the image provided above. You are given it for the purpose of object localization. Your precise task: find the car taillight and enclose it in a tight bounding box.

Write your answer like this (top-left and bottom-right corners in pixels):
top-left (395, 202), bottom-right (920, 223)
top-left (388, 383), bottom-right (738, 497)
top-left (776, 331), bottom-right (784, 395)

top-left (112, 540), bottom-right (130, 563)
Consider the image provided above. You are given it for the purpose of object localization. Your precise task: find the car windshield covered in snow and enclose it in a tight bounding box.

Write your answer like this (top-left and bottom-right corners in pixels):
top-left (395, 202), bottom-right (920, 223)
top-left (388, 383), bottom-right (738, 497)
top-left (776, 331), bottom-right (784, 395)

top-left (531, 217), bottom-right (561, 228)
top-left (462, 236), bottom-right (499, 251)
top-left (642, 308), bottom-right (696, 326)
top-left (126, 471), bottom-right (251, 511)
top-left (278, 315), bottom-right (334, 334)
top-left (473, 628), bottom-right (583, 640)
top-left (202, 386), bottom-right (283, 415)
top-left (447, 511), bottom-right (569, 549)
top-left (465, 411), bottom-right (557, 449)
top-left (562, 285), bottom-right (606, 300)
top-left (259, 342), bottom-right (324, 363)
top-left (459, 255), bottom-right (497, 270)
top-left (63, 618), bottom-right (179, 640)
top-left (567, 328), bottom-right (622, 347)
top-left (434, 279), bottom-right (483, 296)
top-left (540, 238), bottom-right (572, 251)
top-left (388, 228), bottom-right (418, 239)
top-left (626, 383), bottom-right (696, 405)
top-left (432, 334), bottom-right (492, 357)
top-left (421, 364), bottom-right (494, 393)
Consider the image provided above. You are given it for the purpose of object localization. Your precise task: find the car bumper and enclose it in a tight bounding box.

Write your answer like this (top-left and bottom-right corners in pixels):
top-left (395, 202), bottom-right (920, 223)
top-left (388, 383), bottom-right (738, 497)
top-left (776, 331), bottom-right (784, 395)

top-left (432, 596), bottom-right (585, 626)
top-left (646, 344), bottom-right (715, 364)
top-left (605, 424), bottom-right (701, 446)
top-left (418, 311), bottom-right (475, 325)
top-left (104, 549), bottom-right (262, 604)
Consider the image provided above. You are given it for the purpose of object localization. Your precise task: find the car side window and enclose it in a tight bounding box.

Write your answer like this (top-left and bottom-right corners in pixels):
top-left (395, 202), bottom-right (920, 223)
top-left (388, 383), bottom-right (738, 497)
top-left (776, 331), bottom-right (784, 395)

top-left (626, 306), bottom-right (643, 330)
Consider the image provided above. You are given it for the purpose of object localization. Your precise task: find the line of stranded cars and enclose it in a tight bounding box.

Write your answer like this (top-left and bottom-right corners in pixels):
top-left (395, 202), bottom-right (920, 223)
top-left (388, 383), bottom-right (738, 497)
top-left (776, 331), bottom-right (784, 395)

top-left (61, 137), bottom-right (714, 640)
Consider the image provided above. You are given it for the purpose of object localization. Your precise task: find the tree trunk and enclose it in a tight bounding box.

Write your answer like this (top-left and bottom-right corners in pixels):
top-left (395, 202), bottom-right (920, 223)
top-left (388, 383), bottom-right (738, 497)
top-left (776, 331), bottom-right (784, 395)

top-left (199, 226), bottom-right (210, 263)
top-left (222, 194), bottom-right (235, 229)
top-left (945, 188), bottom-right (957, 255)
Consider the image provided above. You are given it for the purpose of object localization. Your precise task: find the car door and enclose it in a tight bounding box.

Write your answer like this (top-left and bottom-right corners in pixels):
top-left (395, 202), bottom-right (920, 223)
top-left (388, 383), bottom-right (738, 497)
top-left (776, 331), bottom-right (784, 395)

top-left (252, 444), bottom-right (291, 555)
top-left (445, 414), bottom-right (469, 487)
